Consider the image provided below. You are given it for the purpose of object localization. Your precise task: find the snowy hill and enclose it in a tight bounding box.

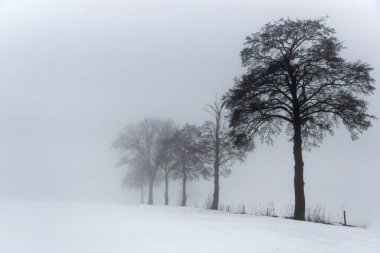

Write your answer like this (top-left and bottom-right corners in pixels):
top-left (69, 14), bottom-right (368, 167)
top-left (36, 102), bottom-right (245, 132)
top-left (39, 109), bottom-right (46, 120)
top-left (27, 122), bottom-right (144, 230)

top-left (0, 201), bottom-right (379, 253)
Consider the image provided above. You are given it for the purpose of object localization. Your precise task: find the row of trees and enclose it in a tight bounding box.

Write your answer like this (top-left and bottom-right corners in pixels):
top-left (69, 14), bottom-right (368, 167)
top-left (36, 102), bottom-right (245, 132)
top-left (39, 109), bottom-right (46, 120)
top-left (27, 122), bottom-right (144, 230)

top-left (114, 17), bottom-right (375, 220)
top-left (113, 99), bottom-right (253, 209)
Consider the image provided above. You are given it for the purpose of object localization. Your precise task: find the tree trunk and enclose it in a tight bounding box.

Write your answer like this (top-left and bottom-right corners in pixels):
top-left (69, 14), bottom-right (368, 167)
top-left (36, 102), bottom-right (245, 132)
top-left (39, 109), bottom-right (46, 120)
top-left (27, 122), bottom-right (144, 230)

top-left (148, 178), bottom-right (154, 205)
top-left (211, 164), bottom-right (219, 210)
top-left (211, 140), bottom-right (220, 210)
top-left (212, 108), bottom-right (221, 210)
top-left (164, 171), bottom-right (169, 206)
top-left (181, 171), bottom-right (187, 206)
top-left (293, 121), bottom-right (305, 220)
top-left (140, 186), bottom-right (144, 204)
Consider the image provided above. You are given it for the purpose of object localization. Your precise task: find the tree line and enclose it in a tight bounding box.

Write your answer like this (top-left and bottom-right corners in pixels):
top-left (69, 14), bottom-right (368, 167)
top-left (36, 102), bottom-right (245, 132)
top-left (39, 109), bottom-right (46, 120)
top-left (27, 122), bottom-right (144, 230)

top-left (113, 17), bottom-right (375, 221)
top-left (113, 98), bottom-right (253, 209)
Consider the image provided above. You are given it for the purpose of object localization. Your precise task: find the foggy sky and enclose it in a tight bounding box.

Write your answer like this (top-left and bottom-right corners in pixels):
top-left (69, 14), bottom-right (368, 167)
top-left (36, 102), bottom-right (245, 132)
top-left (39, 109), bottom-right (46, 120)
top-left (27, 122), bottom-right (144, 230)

top-left (0, 0), bottom-right (379, 226)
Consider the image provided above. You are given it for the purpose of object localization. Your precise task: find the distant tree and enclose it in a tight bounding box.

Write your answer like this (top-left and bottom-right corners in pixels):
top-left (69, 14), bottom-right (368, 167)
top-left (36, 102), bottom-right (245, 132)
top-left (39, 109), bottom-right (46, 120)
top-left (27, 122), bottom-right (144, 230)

top-left (202, 97), bottom-right (254, 210)
top-left (121, 161), bottom-right (148, 204)
top-left (224, 17), bottom-right (375, 220)
top-left (113, 118), bottom-right (173, 205)
top-left (172, 124), bottom-right (209, 206)
top-left (155, 121), bottom-right (178, 205)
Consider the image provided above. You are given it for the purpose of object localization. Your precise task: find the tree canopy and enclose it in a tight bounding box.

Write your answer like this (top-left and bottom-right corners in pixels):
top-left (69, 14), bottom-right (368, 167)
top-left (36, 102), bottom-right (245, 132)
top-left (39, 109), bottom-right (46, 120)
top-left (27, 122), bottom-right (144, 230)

top-left (224, 17), bottom-right (375, 220)
top-left (226, 17), bottom-right (375, 148)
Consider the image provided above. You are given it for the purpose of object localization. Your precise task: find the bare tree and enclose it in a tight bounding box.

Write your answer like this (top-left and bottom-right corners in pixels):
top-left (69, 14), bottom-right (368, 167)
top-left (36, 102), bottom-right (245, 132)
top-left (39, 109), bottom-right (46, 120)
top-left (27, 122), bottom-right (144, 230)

top-left (224, 17), bottom-right (375, 220)
top-left (113, 118), bottom-right (171, 205)
top-left (202, 97), bottom-right (253, 210)
top-left (155, 121), bottom-right (178, 205)
top-left (172, 124), bottom-right (209, 206)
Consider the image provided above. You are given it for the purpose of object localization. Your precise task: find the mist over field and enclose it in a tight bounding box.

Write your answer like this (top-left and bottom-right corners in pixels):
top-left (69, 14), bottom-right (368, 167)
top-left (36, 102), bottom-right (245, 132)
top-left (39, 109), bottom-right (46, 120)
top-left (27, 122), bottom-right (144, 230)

top-left (0, 0), bottom-right (379, 234)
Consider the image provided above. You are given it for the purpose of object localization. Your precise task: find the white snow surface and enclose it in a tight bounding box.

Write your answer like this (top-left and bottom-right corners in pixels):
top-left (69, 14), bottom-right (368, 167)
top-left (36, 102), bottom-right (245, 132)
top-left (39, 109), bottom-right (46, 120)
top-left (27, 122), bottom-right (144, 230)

top-left (0, 200), bottom-right (379, 253)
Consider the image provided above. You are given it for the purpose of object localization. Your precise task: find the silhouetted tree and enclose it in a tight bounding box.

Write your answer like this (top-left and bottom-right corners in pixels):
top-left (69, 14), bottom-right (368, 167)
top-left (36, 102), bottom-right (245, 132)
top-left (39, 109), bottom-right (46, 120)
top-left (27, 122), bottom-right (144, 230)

top-left (172, 124), bottom-right (209, 206)
top-left (202, 97), bottom-right (253, 210)
top-left (113, 118), bottom-right (173, 205)
top-left (155, 121), bottom-right (178, 205)
top-left (224, 17), bottom-right (375, 220)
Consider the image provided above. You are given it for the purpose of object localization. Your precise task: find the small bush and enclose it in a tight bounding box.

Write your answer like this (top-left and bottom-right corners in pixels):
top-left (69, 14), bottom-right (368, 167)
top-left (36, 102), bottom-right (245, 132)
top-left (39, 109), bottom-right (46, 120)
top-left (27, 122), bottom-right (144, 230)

top-left (203, 195), bottom-right (213, 209)
top-left (306, 205), bottom-right (332, 224)
top-left (249, 202), bottom-right (278, 217)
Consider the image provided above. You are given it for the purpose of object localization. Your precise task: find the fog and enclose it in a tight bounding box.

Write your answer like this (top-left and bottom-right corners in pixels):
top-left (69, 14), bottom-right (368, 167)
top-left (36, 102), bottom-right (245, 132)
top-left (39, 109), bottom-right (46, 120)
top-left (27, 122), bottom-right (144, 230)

top-left (0, 0), bottom-right (379, 226)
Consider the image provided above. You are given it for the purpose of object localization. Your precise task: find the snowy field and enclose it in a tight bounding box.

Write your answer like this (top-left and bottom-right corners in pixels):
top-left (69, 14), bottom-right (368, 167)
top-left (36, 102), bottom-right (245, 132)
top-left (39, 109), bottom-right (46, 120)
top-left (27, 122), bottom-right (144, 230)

top-left (0, 200), bottom-right (379, 253)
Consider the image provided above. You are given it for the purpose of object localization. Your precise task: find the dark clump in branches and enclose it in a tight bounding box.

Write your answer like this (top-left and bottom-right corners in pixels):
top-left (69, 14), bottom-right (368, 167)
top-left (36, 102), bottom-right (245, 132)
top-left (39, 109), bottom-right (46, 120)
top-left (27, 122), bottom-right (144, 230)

top-left (224, 17), bottom-right (375, 221)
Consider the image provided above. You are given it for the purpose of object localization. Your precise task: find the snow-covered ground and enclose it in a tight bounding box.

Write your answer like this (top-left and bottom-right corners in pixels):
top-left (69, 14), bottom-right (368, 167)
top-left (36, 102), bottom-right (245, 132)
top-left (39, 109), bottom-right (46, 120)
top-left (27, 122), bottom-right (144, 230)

top-left (0, 200), bottom-right (379, 253)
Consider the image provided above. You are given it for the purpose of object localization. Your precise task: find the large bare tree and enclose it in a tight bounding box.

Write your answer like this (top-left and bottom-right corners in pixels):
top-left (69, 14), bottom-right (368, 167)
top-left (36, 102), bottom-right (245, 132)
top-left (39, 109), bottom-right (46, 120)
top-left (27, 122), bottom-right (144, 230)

top-left (224, 17), bottom-right (375, 220)
top-left (202, 97), bottom-right (253, 210)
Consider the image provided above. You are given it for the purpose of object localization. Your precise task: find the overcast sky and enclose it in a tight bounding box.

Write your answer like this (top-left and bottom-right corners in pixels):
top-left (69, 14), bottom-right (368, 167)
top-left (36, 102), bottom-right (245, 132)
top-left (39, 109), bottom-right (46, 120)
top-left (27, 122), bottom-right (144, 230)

top-left (0, 0), bottom-right (379, 226)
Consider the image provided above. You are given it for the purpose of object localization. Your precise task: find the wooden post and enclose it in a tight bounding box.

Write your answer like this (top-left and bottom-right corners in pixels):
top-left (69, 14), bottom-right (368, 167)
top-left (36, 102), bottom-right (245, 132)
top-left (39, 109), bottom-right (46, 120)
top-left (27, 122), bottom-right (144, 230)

top-left (343, 210), bottom-right (347, 226)
top-left (242, 205), bottom-right (246, 214)
top-left (227, 205), bottom-right (230, 213)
